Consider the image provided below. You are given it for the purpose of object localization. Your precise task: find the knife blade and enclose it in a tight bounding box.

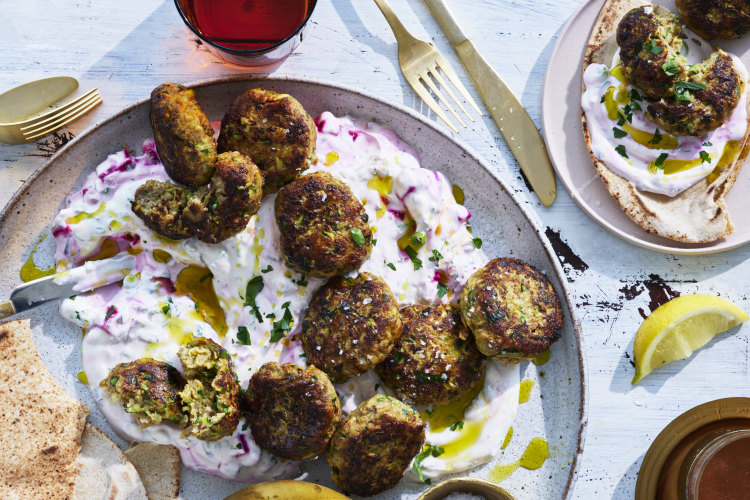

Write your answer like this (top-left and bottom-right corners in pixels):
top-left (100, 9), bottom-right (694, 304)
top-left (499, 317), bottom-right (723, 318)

top-left (423, 0), bottom-right (557, 206)
top-left (0, 253), bottom-right (136, 320)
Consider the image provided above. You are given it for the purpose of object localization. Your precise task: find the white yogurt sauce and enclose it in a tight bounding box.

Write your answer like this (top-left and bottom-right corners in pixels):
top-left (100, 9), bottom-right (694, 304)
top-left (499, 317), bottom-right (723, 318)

top-left (53, 113), bottom-right (519, 482)
top-left (582, 39), bottom-right (748, 197)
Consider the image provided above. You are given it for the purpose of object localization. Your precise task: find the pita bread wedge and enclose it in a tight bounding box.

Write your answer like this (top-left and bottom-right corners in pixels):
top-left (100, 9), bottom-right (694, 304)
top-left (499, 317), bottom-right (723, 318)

top-left (73, 424), bottom-right (148, 500)
top-left (582, 0), bottom-right (750, 243)
top-left (125, 443), bottom-right (181, 500)
top-left (0, 319), bottom-right (89, 499)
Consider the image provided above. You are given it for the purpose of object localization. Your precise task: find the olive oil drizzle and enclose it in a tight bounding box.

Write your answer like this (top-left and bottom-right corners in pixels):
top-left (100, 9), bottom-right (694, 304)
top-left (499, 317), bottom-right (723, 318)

top-left (20, 233), bottom-right (56, 282)
top-left (489, 437), bottom-right (550, 483)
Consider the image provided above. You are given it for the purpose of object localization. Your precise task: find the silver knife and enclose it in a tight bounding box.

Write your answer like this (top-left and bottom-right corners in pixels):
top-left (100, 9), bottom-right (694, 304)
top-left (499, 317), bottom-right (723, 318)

top-left (423, 0), bottom-right (557, 206)
top-left (0, 253), bottom-right (136, 319)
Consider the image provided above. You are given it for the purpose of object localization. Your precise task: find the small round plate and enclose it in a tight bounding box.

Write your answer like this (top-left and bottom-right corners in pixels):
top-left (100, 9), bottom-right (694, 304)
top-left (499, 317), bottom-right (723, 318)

top-left (541, 0), bottom-right (750, 255)
top-left (635, 397), bottom-right (750, 499)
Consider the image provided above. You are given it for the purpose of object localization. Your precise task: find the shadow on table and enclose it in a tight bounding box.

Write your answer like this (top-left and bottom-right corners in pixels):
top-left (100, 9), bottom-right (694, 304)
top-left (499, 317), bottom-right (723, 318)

top-left (612, 452), bottom-right (644, 499)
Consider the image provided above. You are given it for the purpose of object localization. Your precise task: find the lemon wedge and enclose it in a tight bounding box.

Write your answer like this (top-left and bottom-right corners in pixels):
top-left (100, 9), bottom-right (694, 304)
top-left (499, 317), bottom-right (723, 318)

top-left (632, 294), bottom-right (748, 384)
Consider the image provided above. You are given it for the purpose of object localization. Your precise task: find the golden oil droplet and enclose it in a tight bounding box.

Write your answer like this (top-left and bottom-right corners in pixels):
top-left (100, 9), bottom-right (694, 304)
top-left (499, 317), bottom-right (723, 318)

top-left (324, 151), bottom-right (340, 166)
top-left (519, 379), bottom-right (535, 404)
top-left (532, 349), bottom-right (551, 366)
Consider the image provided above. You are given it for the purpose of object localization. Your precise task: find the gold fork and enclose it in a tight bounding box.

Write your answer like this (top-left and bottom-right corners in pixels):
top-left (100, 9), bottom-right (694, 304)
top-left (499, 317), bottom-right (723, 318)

top-left (0, 88), bottom-right (102, 144)
top-left (374, 0), bottom-right (480, 132)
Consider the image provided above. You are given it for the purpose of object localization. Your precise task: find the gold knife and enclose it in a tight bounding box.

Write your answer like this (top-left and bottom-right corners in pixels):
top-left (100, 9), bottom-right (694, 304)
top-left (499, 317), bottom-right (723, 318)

top-left (422, 0), bottom-right (556, 206)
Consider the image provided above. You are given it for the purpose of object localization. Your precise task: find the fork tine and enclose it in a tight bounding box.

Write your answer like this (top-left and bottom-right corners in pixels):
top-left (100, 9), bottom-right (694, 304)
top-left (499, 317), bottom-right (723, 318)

top-left (22, 96), bottom-right (102, 140)
top-left (428, 65), bottom-right (473, 122)
top-left (434, 53), bottom-right (482, 114)
top-left (404, 73), bottom-right (457, 133)
top-left (419, 71), bottom-right (466, 128)
top-left (20, 88), bottom-right (99, 129)
top-left (22, 92), bottom-right (101, 136)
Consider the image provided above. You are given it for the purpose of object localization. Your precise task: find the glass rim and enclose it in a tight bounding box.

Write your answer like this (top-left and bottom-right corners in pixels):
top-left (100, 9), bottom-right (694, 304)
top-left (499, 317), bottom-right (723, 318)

top-left (173, 0), bottom-right (318, 56)
top-left (686, 428), bottom-right (750, 499)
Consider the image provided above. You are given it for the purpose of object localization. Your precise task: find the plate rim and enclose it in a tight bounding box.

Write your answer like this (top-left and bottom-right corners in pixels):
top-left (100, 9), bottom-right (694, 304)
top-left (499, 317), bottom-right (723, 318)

top-left (0, 74), bottom-right (588, 498)
top-left (541, 0), bottom-right (749, 256)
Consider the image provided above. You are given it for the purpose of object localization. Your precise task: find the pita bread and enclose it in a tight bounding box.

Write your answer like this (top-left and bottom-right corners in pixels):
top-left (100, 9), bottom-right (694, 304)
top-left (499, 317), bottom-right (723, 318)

top-left (125, 443), bottom-right (181, 500)
top-left (582, 0), bottom-right (750, 243)
top-left (0, 319), bottom-right (89, 499)
top-left (73, 424), bottom-right (148, 500)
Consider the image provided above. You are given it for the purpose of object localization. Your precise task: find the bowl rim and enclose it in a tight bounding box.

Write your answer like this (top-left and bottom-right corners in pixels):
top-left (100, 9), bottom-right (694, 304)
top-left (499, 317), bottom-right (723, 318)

top-left (173, 0), bottom-right (318, 56)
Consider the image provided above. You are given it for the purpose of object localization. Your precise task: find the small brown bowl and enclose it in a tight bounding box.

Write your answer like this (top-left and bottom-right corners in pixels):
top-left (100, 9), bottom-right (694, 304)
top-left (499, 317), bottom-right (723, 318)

top-left (417, 477), bottom-right (515, 500)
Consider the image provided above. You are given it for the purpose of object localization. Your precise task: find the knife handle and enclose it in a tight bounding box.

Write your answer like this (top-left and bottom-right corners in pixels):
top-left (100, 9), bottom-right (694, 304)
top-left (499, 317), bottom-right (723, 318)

top-left (422, 0), bottom-right (468, 46)
top-left (0, 301), bottom-right (16, 320)
top-left (454, 42), bottom-right (557, 206)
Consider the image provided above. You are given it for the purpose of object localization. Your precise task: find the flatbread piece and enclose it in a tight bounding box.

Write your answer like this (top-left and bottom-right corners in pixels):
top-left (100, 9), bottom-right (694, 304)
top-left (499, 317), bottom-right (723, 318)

top-left (0, 318), bottom-right (89, 499)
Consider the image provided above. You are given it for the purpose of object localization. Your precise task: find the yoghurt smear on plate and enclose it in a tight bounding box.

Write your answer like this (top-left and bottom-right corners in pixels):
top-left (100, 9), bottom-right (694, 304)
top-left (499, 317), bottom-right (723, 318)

top-left (52, 112), bottom-right (520, 482)
top-left (582, 39), bottom-right (748, 197)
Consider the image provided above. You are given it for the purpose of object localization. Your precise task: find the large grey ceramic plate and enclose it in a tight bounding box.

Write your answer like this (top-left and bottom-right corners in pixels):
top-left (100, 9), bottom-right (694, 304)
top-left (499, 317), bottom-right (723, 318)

top-left (543, 0), bottom-right (750, 255)
top-left (0, 76), bottom-right (585, 499)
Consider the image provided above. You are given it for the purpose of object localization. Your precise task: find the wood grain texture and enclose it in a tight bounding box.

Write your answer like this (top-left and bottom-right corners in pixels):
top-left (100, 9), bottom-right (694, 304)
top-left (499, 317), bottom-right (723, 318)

top-left (2, 1), bottom-right (750, 499)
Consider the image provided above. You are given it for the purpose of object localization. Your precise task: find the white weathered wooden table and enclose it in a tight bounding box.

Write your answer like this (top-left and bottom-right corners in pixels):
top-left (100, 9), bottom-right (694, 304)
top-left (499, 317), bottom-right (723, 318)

top-left (3, 0), bottom-right (750, 498)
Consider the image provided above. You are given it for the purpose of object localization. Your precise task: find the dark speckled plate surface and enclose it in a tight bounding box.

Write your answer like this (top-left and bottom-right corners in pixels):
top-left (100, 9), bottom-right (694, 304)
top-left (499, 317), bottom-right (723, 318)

top-left (0, 76), bottom-right (585, 499)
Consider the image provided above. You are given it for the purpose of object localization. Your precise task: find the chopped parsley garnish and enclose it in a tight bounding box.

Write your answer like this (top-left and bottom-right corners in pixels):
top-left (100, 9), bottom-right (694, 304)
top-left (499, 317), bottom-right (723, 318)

top-left (700, 151), bottom-right (711, 163)
top-left (372, 239), bottom-right (377, 246)
top-left (472, 237), bottom-right (483, 249)
top-left (450, 421), bottom-right (465, 431)
top-left (404, 246), bottom-right (423, 270)
top-left (294, 275), bottom-right (308, 287)
top-left (703, 141), bottom-right (713, 147)
top-left (629, 89), bottom-right (643, 101)
top-left (649, 128), bottom-right (663, 145)
top-left (109, 376), bottom-right (119, 386)
top-left (429, 249), bottom-right (443, 262)
top-left (613, 127), bottom-right (627, 139)
top-left (674, 88), bottom-right (692, 102)
top-left (349, 228), bottom-right (366, 247)
top-left (600, 94), bottom-right (606, 103)
top-left (655, 153), bottom-right (669, 169)
top-left (676, 80), bottom-right (707, 91)
top-left (260, 264), bottom-right (273, 273)
top-left (387, 262), bottom-right (397, 271)
top-left (437, 282), bottom-right (449, 298)
top-left (244, 276), bottom-right (264, 323)
top-left (616, 112), bottom-right (627, 127)
top-left (161, 303), bottom-right (170, 316)
top-left (416, 371), bottom-right (443, 384)
top-left (237, 326), bottom-right (251, 346)
top-left (644, 38), bottom-right (663, 55)
top-left (411, 231), bottom-right (426, 248)
top-left (662, 59), bottom-right (681, 77)
top-left (105, 305), bottom-right (116, 321)
top-left (269, 305), bottom-right (293, 343)
top-left (629, 100), bottom-right (642, 112)
top-left (412, 445), bottom-right (445, 484)
top-left (615, 145), bottom-right (628, 158)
